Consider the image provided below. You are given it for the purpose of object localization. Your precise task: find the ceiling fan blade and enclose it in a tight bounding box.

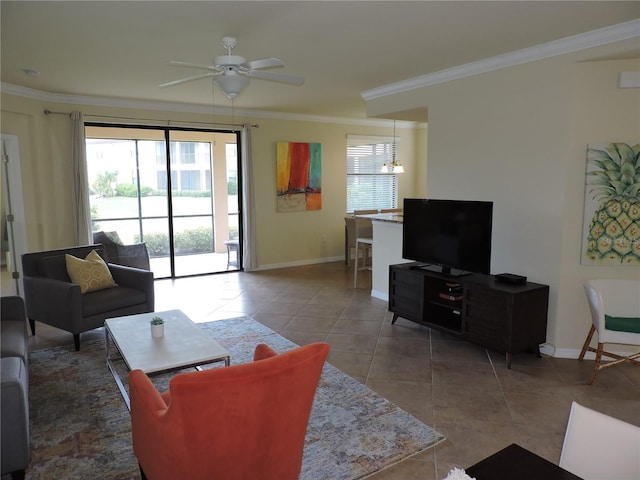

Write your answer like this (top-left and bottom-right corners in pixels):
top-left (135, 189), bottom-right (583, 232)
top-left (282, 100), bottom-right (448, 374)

top-left (242, 57), bottom-right (284, 70)
top-left (169, 61), bottom-right (217, 71)
top-left (246, 70), bottom-right (304, 85)
top-left (159, 72), bottom-right (219, 88)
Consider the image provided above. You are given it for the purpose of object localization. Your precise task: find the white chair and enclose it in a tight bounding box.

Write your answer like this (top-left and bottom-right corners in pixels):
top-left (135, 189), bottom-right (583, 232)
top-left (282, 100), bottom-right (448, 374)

top-left (353, 217), bottom-right (373, 288)
top-left (560, 401), bottom-right (640, 480)
top-left (579, 279), bottom-right (640, 384)
top-left (345, 211), bottom-right (378, 267)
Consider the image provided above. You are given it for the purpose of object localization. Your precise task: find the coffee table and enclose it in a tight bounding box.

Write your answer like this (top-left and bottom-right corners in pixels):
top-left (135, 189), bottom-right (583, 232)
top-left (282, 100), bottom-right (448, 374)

top-left (105, 309), bottom-right (230, 410)
top-left (466, 443), bottom-right (583, 480)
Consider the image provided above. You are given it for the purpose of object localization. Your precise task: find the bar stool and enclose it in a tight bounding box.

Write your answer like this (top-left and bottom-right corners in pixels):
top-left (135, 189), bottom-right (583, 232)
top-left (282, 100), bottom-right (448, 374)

top-left (353, 218), bottom-right (373, 288)
top-left (344, 216), bottom-right (356, 266)
top-left (224, 240), bottom-right (239, 269)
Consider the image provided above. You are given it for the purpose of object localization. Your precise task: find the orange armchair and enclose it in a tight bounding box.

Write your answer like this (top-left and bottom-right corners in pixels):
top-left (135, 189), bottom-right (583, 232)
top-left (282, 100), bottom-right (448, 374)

top-left (129, 342), bottom-right (330, 480)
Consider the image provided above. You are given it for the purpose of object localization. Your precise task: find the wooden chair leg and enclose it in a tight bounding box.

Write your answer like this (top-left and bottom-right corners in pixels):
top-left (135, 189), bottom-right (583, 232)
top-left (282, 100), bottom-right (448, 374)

top-left (588, 342), bottom-right (604, 385)
top-left (579, 325), bottom-right (596, 360)
top-left (353, 242), bottom-right (360, 288)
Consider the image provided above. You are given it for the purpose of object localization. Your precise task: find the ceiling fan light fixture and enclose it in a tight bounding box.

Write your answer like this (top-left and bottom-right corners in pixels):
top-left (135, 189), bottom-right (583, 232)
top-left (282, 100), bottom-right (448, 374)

top-left (214, 54), bottom-right (245, 66)
top-left (214, 72), bottom-right (249, 99)
top-left (163, 36), bottom-right (303, 97)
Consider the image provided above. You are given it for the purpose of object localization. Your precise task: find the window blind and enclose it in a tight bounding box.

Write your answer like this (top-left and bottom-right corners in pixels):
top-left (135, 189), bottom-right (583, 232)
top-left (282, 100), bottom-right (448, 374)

top-left (346, 135), bottom-right (398, 213)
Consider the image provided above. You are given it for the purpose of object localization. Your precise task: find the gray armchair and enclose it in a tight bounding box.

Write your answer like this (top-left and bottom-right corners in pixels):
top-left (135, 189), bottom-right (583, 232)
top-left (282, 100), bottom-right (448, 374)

top-left (22, 245), bottom-right (154, 351)
top-left (92, 231), bottom-right (150, 270)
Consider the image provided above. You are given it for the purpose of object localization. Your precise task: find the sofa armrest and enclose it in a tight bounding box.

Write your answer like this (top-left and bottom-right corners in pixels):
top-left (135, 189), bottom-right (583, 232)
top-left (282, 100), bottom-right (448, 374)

top-left (1, 357), bottom-right (30, 475)
top-left (130, 369), bottom-right (169, 413)
top-left (0, 296), bottom-right (26, 324)
top-left (1, 296), bottom-right (28, 365)
top-left (129, 369), bottom-right (171, 470)
top-left (23, 276), bottom-right (82, 329)
top-left (109, 265), bottom-right (155, 311)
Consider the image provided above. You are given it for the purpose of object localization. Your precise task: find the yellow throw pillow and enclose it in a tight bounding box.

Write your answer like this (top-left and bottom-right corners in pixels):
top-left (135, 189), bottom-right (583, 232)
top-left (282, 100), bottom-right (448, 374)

top-left (65, 250), bottom-right (118, 293)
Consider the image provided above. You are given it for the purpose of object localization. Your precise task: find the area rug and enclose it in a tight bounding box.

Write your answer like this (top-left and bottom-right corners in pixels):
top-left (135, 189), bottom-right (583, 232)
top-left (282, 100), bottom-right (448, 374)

top-left (26, 316), bottom-right (444, 479)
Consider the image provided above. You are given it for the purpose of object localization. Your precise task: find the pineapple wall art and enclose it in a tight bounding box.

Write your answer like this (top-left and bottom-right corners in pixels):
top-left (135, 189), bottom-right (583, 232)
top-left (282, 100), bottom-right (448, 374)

top-left (581, 143), bottom-right (640, 266)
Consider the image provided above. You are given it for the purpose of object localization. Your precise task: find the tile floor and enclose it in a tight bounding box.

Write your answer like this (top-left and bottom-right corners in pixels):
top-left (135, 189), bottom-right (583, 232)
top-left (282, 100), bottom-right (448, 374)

top-left (28, 261), bottom-right (640, 480)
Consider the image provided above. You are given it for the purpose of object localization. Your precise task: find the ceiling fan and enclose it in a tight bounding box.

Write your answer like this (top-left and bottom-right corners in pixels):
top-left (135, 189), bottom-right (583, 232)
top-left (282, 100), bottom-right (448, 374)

top-left (160, 36), bottom-right (304, 99)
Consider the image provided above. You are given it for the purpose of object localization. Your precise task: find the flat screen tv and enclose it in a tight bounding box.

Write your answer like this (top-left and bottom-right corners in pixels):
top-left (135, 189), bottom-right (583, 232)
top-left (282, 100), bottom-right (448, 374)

top-left (402, 198), bottom-right (493, 276)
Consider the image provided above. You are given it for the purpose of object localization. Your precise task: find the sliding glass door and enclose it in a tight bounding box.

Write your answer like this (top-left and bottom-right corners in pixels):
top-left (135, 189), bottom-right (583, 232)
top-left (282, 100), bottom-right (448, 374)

top-left (85, 125), bottom-right (241, 279)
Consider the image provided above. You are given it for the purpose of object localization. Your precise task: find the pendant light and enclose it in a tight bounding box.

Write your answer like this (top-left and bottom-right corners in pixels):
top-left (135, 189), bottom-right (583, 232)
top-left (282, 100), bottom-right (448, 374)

top-left (381, 120), bottom-right (404, 173)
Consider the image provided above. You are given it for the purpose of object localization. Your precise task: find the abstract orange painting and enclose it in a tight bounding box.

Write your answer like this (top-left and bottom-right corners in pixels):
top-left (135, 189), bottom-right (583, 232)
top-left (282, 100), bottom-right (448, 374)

top-left (276, 141), bottom-right (322, 212)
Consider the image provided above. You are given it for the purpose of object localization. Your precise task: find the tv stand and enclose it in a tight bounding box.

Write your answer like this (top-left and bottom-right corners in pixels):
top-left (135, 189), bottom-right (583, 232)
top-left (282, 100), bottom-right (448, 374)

top-left (389, 262), bottom-right (549, 368)
top-left (410, 264), bottom-right (471, 277)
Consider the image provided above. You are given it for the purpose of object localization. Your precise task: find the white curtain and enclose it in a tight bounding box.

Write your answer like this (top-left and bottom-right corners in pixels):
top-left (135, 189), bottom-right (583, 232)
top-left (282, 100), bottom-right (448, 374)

top-left (71, 111), bottom-right (92, 245)
top-left (240, 124), bottom-right (258, 271)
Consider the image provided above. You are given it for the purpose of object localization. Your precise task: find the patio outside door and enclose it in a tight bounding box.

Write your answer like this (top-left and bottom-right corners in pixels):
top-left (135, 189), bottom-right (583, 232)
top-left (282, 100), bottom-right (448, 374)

top-left (85, 125), bottom-right (241, 278)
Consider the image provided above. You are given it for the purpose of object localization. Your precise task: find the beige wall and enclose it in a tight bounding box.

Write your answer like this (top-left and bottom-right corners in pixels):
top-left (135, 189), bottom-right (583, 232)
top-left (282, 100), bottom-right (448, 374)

top-left (4, 43), bottom-right (637, 354)
top-left (556, 58), bottom-right (640, 353)
top-left (0, 93), bottom-right (422, 269)
top-left (367, 48), bottom-right (640, 355)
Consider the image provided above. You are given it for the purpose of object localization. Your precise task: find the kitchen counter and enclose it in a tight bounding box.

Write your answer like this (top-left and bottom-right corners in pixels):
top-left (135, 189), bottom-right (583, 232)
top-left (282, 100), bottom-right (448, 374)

top-left (358, 213), bottom-right (403, 224)
top-left (356, 213), bottom-right (410, 300)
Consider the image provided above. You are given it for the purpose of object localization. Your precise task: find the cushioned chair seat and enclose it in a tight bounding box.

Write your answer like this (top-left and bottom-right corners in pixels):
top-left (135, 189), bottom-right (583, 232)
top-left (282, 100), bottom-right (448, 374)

top-left (605, 315), bottom-right (640, 334)
top-left (82, 286), bottom-right (149, 317)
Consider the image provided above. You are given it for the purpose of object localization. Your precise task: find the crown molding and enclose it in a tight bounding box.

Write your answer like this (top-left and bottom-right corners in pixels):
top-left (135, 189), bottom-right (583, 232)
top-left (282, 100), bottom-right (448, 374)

top-left (361, 19), bottom-right (640, 101)
top-left (0, 82), bottom-right (396, 127)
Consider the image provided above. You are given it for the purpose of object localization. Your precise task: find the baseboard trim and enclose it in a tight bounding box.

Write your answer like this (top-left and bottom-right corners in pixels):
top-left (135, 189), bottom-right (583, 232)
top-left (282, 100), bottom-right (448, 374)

top-left (252, 255), bottom-right (344, 271)
top-left (539, 345), bottom-right (638, 360)
top-left (371, 289), bottom-right (388, 301)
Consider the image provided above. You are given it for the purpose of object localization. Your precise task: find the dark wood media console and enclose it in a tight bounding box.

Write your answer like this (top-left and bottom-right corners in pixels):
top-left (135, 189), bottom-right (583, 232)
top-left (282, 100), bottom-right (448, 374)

top-left (389, 263), bottom-right (549, 368)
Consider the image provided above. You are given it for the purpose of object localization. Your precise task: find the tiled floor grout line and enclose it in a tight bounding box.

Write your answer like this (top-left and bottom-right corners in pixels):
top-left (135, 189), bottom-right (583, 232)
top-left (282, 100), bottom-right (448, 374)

top-left (429, 326), bottom-right (440, 478)
top-left (486, 348), bottom-right (515, 424)
top-left (363, 310), bottom-right (390, 385)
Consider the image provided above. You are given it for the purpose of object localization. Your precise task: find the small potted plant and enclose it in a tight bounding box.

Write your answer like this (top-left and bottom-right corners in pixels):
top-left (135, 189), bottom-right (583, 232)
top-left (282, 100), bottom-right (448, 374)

top-left (150, 316), bottom-right (165, 338)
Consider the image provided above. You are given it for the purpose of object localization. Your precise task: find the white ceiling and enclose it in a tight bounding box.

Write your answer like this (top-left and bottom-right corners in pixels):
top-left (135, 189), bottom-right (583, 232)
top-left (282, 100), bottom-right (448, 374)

top-left (2, 1), bottom-right (639, 120)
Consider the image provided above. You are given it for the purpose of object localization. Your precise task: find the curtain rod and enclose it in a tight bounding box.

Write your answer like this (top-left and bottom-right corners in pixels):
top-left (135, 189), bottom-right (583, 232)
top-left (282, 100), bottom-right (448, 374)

top-left (43, 110), bottom-right (258, 128)
top-left (44, 109), bottom-right (70, 116)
